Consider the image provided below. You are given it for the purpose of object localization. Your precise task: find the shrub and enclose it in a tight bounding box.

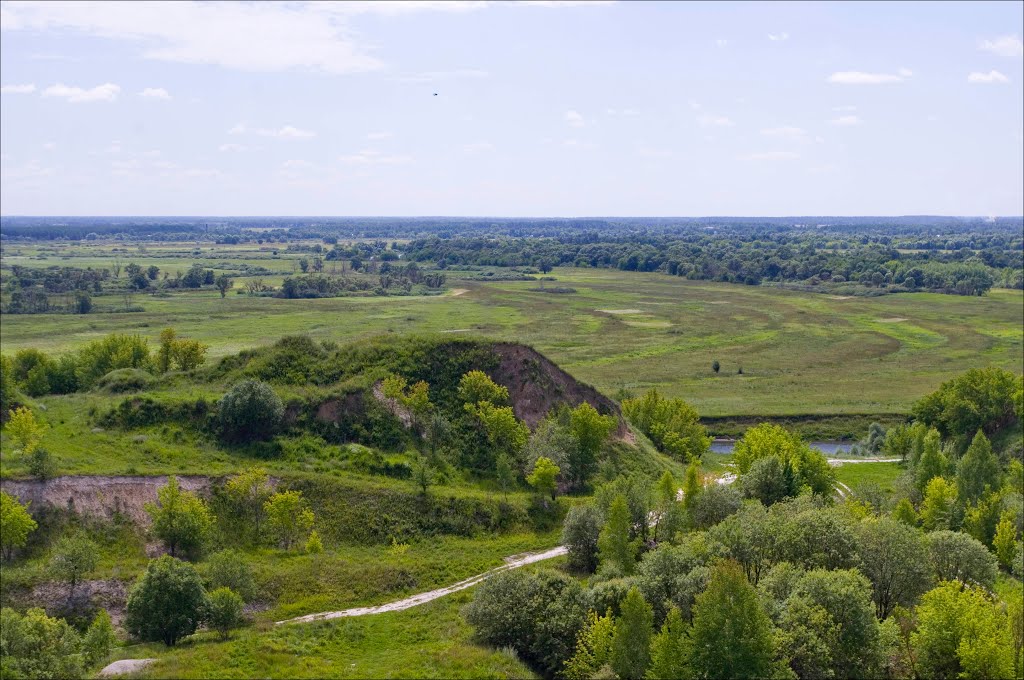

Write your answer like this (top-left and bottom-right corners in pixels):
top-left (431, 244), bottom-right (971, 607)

top-left (145, 476), bottom-right (215, 559)
top-left (621, 389), bottom-right (710, 462)
top-left (124, 556), bottom-right (210, 646)
top-left (95, 368), bottom-right (155, 393)
top-left (0, 607), bottom-right (84, 678)
top-left (264, 490), bottom-right (315, 551)
top-left (28, 447), bottom-right (57, 481)
top-left (206, 587), bottom-right (244, 640)
top-left (219, 379), bottom-right (284, 442)
top-left (82, 609), bottom-right (117, 668)
top-left (1, 491), bottom-right (37, 561)
top-left (203, 549), bottom-right (256, 602)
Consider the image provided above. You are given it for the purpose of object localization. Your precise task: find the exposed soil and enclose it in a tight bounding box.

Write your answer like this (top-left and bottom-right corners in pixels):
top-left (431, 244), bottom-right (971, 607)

top-left (32, 578), bottom-right (131, 626)
top-left (0, 475), bottom-right (215, 526)
top-left (489, 342), bottom-right (626, 434)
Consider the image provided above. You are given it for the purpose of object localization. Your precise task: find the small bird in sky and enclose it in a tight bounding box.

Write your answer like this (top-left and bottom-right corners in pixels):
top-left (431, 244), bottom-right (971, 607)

top-left (433, 93), bottom-right (438, 96)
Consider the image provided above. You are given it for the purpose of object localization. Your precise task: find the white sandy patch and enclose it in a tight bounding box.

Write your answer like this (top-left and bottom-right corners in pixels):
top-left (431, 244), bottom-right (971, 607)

top-left (99, 660), bottom-right (157, 677)
top-left (707, 301), bottom-right (732, 304)
top-left (597, 308), bottom-right (643, 314)
top-left (829, 295), bottom-right (854, 300)
top-left (875, 317), bottom-right (908, 323)
top-left (441, 329), bottom-right (473, 333)
top-left (625, 320), bottom-right (672, 328)
top-left (448, 288), bottom-right (469, 296)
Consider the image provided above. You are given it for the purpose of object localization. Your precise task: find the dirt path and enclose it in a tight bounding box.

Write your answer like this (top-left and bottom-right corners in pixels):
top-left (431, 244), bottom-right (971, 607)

top-left (276, 546), bottom-right (567, 626)
top-left (827, 457), bottom-right (901, 466)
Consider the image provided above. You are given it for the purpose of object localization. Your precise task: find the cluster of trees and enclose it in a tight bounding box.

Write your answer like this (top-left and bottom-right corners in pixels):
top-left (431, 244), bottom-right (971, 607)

top-left (405, 229), bottom-right (1021, 295)
top-left (464, 366), bottom-right (1024, 679)
top-left (382, 369), bottom-right (618, 494)
top-left (621, 390), bottom-right (710, 462)
top-left (278, 263), bottom-right (445, 299)
top-left (0, 328), bottom-right (208, 398)
top-left (0, 607), bottom-right (116, 678)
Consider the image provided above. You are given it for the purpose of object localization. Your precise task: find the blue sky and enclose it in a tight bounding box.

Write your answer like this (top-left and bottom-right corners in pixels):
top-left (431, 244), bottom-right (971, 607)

top-left (1, 0), bottom-right (1022, 216)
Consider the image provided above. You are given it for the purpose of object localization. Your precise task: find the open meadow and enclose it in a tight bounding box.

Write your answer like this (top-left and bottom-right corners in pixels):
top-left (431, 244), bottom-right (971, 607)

top-left (3, 241), bottom-right (1021, 419)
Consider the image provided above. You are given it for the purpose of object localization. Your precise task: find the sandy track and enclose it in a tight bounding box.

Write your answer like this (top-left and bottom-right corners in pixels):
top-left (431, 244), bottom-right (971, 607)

top-left (276, 546), bottom-right (568, 626)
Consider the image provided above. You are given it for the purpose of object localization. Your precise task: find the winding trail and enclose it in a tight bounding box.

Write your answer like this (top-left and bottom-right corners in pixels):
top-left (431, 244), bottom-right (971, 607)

top-left (275, 546), bottom-right (568, 626)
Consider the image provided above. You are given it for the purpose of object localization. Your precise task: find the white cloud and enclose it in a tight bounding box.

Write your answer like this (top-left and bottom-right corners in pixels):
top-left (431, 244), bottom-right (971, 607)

top-left (827, 71), bottom-right (906, 84)
top-left (740, 151), bottom-right (800, 161)
top-left (516, 1), bottom-right (615, 6)
top-left (42, 82), bottom-right (120, 102)
top-left (688, 100), bottom-right (701, 111)
top-left (1, 2), bottom-right (382, 74)
top-left (898, 67), bottom-right (913, 77)
top-left (0, 83), bottom-right (36, 94)
top-left (366, 131), bottom-right (394, 140)
top-left (339, 149), bottom-right (413, 164)
top-left (105, 141), bottom-right (123, 154)
top-left (562, 138), bottom-right (596, 150)
top-left (229, 122), bottom-right (315, 138)
top-left (830, 115), bottom-right (862, 126)
top-left (565, 110), bottom-right (586, 127)
top-left (967, 70), bottom-right (1009, 84)
top-left (42, 142), bottom-right (56, 151)
top-left (768, 32), bottom-right (789, 41)
top-left (979, 35), bottom-right (1023, 58)
top-left (606, 108), bottom-right (640, 116)
top-left (218, 143), bottom-right (247, 152)
top-left (832, 105), bottom-right (857, 112)
top-left (761, 126), bottom-right (807, 140)
top-left (1, 160), bottom-right (56, 183)
top-left (637, 147), bottom-right (673, 158)
top-left (139, 87), bottom-right (171, 100)
top-left (697, 113), bottom-right (734, 127)
top-left (715, 38), bottom-right (729, 48)
top-left (463, 141), bottom-right (495, 153)
top-left (282, 159), bottom-right (314, 169)
top-left (394, 69), bottom-right (489, 83)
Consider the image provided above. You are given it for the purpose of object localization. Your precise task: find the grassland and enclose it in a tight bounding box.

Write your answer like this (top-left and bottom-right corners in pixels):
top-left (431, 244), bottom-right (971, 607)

top-left (3, 241), bottom-right (1021, 419)
top-left (117, 590), bottom-right (538, 679)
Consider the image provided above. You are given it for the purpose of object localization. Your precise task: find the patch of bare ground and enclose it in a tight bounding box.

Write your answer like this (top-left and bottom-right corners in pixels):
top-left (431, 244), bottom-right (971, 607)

top-left (875, 317), bottom-right (908, 323)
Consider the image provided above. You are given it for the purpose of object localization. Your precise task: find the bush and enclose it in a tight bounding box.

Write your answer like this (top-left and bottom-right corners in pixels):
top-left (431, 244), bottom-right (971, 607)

top-left (206, 587), bottom-right (244, 639)
top-left (95, 368), bottom-right (156, 393)
top-left (0, 607), bottom-right (84, 678)
top-left (203, 549), bottom-right (256, 602)
top-left (124, 556), bottom-right (210, 646)
top-left (28, 447), bottom-right (57, 481)
top-left (219, 379), bottom-right (284, 442)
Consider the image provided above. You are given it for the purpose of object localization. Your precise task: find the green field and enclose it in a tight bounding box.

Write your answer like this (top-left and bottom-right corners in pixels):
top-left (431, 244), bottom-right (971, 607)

top-left (3, 249), bottom-right (1021, 418)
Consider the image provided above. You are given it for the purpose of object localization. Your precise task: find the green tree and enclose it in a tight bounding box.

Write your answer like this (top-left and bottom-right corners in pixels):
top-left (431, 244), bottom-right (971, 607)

top-left (652, 471), bottom-right (682, 542)
top-left (413, 455), bottom-right (434, 496)
top-left (915, 429), bottom-right (947, 491)
top-left (215, 274), bottom-right (233, 298)
top-left (305, 530), bottom-right (324, 554)
top-left (527, 456), bottom-right (560, 501)
top-left (222, 467), bottom-right (273, 544)
top-left (993, 511), bottom-right (1019, 570)
top-left (611, 587), bottom-right (654, 680)
top-left (598, 494), bottom-right (639, 576)
top-left (145, 476), bottom-right (215, 559)
top-left (206, 587), bottom-right (244, 640)
top-left (956, 430), bottom-right (1000, 505)
top-left (912, 366), bottom-right (1021, 438)
top-left (568, 402), bottom-right (616, 489)
top-left (622, 389), bottom-right (710, 462)
top-left (82, 609), bottom-right (117, 669)
top-left (787, 568), bottom-right (885, 678)
top-left (218, 379), bottom-right (284, 442)
top-left (912, 581), bottom-right (1015, 679)
top-left (924, 530), bottom-right (998, 588)
top-left (563, 609), bottom-right (616, 680)
top-left (156, 327), bottom-right (177, 373)
top-left (28, 447), bottom-right (57, 481)
top-left (170, 338), bottom-right (208, 371)
top-left (963, 490), bottom-right (1004, 547)
top-left (709, 501), bottom-right (773, 586)
top-left (203, 549), bottom-right (256, 602)
top-left (0, 490), bottom-right (37, 561)
top-left (470, 401), bottom-right (529, 471)
top-left (49, 533), bottom-right (99, 599)
top-left (457, 370), bottom-right (509, 406)
top-left (6, 405), bottom-right (44, 455)
top-left (495, 453), bottom-right (515, 501)
top-left (0, 607), bottom-right (84, 678)
top-left (733, 423), bottom-right (803, 474)
top-left (688, 561), bottom-right (779, 679)
top-left (854, 516), bottom-right (930, 618)
top-left (740, 455), bottom-right (794, 506)
top-left (264, 490), bottom-right (315, 551)
top-left (125, 556), bottom-right (210, 646)
top-left (681, 461), bottom-right (702, 515)
top-left (647, 606), bottom-right (689, 680)
top-left (920, 476), bottom-right (957, 531)
top-left (562, 504), bottom-right (603, 573)
top-left (0, 354), bottom-right (18, 416)
top-left (892, 497), bottom-right (919, 527)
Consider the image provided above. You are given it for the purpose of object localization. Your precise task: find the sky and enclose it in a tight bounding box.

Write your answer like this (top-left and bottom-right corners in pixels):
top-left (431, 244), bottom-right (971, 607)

top-left (1, 0), bottom-right (1022, 217)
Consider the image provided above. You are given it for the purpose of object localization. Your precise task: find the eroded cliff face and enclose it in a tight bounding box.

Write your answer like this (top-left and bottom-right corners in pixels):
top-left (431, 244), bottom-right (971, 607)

top-left (0, 475), bottom-right (216, 525)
